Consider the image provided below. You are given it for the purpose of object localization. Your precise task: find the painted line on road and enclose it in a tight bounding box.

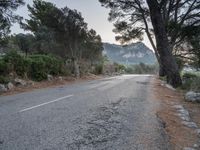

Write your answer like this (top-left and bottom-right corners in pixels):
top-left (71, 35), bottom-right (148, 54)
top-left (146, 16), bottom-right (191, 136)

top-left (19, 95), bottom-right (74, 113)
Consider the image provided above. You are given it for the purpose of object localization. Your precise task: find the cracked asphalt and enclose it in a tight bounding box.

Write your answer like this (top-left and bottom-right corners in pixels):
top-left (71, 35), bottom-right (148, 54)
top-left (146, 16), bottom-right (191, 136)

top-left (0, 75), bottom-right (171, 150)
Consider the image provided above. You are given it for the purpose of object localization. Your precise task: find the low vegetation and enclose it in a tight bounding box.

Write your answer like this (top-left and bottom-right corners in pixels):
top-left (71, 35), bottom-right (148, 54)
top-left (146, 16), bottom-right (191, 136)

top-left (0, 51), bottom-right (67, 82)
top-left (181, 71), bottom-right (200, 92)
top-left (125, 63), bottom-right (158, 74)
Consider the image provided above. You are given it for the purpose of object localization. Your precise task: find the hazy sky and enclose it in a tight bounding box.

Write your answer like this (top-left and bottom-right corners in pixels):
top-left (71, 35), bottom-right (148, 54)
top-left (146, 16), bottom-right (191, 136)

top-left (11, 0), bottom-right (152, 49)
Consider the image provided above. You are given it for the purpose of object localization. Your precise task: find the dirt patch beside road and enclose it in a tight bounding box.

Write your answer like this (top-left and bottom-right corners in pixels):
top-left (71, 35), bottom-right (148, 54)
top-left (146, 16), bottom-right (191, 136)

top-left (152, 77), bottom-right (200, 150)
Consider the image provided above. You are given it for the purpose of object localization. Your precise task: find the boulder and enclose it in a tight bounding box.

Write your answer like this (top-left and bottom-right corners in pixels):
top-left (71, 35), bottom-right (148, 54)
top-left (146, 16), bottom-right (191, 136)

top-left (0, 84), bottom-right (7, 92)
top-left (47, 74), bottom-right (53, 81)
top-left (27, 81), bottom-right (35, 86)
top-left (14, 78), bottom-right (27, 86)
top-left (185, 91), bottom-right (200, 103)
top-left (6, 82), bottom-right (14, 90)
top-left (183, 147), bottom-right (196, 150)
top-left (58, 76), bottom-right (63, 81)
top-left (182, 121), bottom-right (198, 129)
top-left (196, 129), bottom-right (200, 135)
top-left (165, 84), bottom-right (176, 91)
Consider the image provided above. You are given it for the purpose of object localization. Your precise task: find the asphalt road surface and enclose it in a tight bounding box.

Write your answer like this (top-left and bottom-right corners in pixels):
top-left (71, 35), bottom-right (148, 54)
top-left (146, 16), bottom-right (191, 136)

top-left (0, 75), bottom-right (171, 150)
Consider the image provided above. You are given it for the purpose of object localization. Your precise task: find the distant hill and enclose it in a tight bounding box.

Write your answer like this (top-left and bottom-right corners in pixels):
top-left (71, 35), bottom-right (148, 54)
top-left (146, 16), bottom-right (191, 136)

top-left (103, 42), bottom-right (157, 65)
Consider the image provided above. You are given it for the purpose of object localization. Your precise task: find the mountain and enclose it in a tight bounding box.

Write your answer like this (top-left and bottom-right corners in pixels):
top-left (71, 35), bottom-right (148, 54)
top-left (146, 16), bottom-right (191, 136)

top-left (103, 42), bottom-right (157, 65)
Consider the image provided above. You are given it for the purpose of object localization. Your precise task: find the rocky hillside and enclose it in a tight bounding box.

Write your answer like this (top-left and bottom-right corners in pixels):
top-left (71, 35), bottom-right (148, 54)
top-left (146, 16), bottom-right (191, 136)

top-left (103, 42), bottom-right (157, 65)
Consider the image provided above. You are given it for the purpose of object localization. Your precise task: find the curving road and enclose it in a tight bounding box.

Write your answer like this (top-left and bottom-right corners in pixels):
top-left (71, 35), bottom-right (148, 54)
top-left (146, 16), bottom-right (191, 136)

top-left (0, 75), bottom-right (171, 150)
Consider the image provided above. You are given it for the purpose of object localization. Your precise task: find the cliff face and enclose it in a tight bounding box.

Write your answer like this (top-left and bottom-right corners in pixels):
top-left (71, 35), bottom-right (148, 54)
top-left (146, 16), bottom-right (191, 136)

top-left (103, 42), bottom-right (157, 65)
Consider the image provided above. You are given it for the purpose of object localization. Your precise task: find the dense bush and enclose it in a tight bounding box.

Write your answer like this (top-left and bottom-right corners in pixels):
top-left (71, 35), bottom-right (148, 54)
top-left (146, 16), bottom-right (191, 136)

top-left (181, 72), bottom-right (200, 91)
top-left (3, 51), bottom-right (30, 77)
top-left (191, 77), bottom-right (200, 92)
top-left (0, 76), bottom-right (9, 84)
top-left (114, 63), bottom-right (126, 73)
top-left (0, 59), bottom-right (10, 75)
top-left (29, 57), bottom-right (47, 81)
top-left (125, 66), bottom-right (135, 74)
top-left (94, 63), bottom-right (103, 75)
top-left (125, 63), bottom-right (158, 74)
top-left (0, 51), bottom-right (68, 82)
top-left (182, 72), bottom-right (198, 79)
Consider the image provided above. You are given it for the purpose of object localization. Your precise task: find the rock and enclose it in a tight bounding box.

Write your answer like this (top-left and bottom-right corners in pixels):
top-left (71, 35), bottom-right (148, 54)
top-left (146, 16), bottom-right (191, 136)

top-left (196, 129), bottom-right (200, 135)
top-left (0, 84), bottom-right (7, 92)
top-left (193, 144), bottom-right (199, 148)
top-left (173, 105), bottom-right (184, 109)
top-left (182, 121), bottom-right (198, 129)
top-left (6, 82), bottom-right (14, 90)
top-left (58, 76), bottom-right (63, 81)
top-left (177, 109), bottom-right (189, 116)
top-left (174, 105), bottom-right (191, 122)
top-left (183, 147), bottom-right (196, 150)
top-left (165, 84), bottom-right (176, 91)
top-left (47, 74), bottom-right (53, 81)
top-left (27, 81), bottom-right (35, 86)
top-left (185, 91), bottom-right (200, 103)
top-left (177, 113), bottom-right (190, 121)
top-left (14, 78), bottom-right (27, 86)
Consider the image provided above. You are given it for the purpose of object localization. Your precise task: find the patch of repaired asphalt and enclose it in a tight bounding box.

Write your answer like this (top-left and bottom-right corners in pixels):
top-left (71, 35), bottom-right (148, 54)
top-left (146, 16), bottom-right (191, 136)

top-left (67, 98), bottom-right (130, 149)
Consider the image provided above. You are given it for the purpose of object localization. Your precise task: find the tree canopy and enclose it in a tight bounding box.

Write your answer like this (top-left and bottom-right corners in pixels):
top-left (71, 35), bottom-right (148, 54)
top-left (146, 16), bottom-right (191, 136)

top-left (99, 0), bottom-right (200, 87)
top-left (22, 0), bottom-right (103, 77)
top-left (0, 0), bottom-right (25, 45)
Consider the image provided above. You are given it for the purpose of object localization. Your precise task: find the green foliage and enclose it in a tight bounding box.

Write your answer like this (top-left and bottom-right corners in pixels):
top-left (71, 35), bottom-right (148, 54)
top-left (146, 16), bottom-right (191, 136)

top-left (0, 0), bottom-right (25, 44)
top-left (125, 67), bottom-right (134, 74)
top-left (29, 55), bottom-right (65, 81)
top-left (14, 33), bottom-right (35, 55)
top-left (22, 0), bottom-right (103, 74)
top-left (29, 57), bottom-right (47, 81)
top-left (190, 77), bottom-right (200, 92)
top-left (125, 63), bottom-right (158, 74)
top-left (0, 59), bottom-right (10, 75)
top-left (0, 76), bottom-right (9, 84)
top-left (181, 72), bottom-right (200, 91)
top-left (182, 72), bottom-right (198, 79)
top-left (113, 63), bottom-right (125, 72)
top-left (0, 51), bottom-right (68, 81)
top-left (94, 64), bottom-right (103, 75)
top-left (3, 51), bottom-right (30, 77)
top-left (29, 55), bottom-right (62, 75)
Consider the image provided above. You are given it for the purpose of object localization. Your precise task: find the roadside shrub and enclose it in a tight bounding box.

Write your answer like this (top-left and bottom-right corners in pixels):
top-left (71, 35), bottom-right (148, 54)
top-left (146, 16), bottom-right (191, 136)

top-left (113, 63), bottom-right (126, 73)
top-left (124, 63), bottom-right (158, 74)
top-left (0, 76), bottom-right (9, 84)
top-left (191, 77), bottom-right (200, 92)
top-left (28, 54), bottom-right (67, 81)
top-left (94, 64), bottom-right (103, 75)
top-left (181, 72), bottom-right (200, 91)
top-left (182, 72), bottom-right (198, 79)
top-left (3, 51), bottom-right (30, 77)
top-left (125, 67), bottom-right (134, 74)
top-left (0, 59), bottom-right (10, 75)
top-left (29, 57), bottom-right (47, 81)
top-left (1, 51), bottom-right (69, 81)
top-left (29, 55), bottom-right (64, 75)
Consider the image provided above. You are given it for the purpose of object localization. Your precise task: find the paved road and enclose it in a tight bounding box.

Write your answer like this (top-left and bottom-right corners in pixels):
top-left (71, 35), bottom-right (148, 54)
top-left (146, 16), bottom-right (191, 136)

top-left (0, 75), bottom-right (171, 150)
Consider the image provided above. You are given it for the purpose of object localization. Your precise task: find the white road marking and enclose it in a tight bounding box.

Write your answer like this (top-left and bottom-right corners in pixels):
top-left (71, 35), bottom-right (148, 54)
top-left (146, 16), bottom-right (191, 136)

top-left (19, 95), bottom-right (74, 112)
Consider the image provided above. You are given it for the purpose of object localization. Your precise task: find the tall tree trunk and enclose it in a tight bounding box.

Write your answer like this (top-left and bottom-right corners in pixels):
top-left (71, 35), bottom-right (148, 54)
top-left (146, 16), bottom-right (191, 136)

top-left (146, 0), bottom-right (182, 87)
top-left (73, 57), bottom-right (80, 78)
top-left (145, 29), bottom-right (166, 77)
top-left (142, 11), bottom-right (166, 77)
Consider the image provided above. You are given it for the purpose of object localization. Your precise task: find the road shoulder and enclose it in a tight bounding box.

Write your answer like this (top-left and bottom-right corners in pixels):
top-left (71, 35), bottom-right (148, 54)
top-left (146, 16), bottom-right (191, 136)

top-left (152, 76), bottom-right (200, 150)
top-left (0, 75), bottom-right (102, 96)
